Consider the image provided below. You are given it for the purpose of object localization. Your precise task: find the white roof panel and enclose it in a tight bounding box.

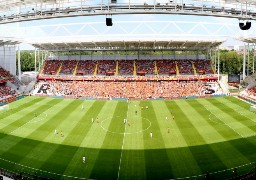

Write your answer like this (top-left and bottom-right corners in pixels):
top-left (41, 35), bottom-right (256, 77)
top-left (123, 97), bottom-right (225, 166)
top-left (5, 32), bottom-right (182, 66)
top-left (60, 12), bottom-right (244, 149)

top-left (29, 38), bottom-right (225, 51)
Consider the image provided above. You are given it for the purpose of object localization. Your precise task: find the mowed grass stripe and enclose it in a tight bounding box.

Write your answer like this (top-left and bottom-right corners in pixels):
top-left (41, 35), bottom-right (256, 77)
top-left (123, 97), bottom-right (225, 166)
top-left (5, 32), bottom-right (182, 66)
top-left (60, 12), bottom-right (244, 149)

top-left (165, 100), bottom-right (206, 146)
top-left (81, 101), bottom-right (117, 148)
top-left (44, 99), bottom-right (85, 145)
top-left (15, 100), bottom-right (107, 180)
top-left (193, 99), bottom-right (241, 140)
top-left (62, 100), bottom-right (104, 146)
top-left (12, 99), bottom-right (69, 139)
top-left (62, 100), bottom-right (108, 179)
top-left (165, 100), bottom-right (228, 175)
top-left (32, 100), bottom-right (86, 175)
top-left (26, 99), bottom-right (80, 140)
top-left (15, 99), bottom-right (86, 174)
top-left (89, 101), bottom-right (128, 180)
top-left (217, 97), bottom-right (256, 121)
top-left (2, 96), bottom-right (39, 110)
top-left (205, 98), bottom-right (256, 136)
top-left (187, 99), bottom-right (251, 169)
top-left (0, 99), bottom-right (76, 175)
top-left (124, 101), bottom-right (144, 149)
top-left (155, 100), bottom-right (202, 178)
top-left (176, 100), bottom-right (228, 144)
top-left (224, 96), bottom-right (252, 109)
top-left (151, 101), bottom-right (187, 148)
top-left (67, 101), bottom-right (119, 179)
top-left (118, 101), bottom-right (146, 180)
top-left (0, 99), bottom-right (78, 175)
top-left (74, 101), bottom-right (118, 179)
top-left (140, 101), bottom-right (173, 180)
top-left (0, 98), bottom-right (62, 135)
top-left (0, 97), bottom-right (47, 124)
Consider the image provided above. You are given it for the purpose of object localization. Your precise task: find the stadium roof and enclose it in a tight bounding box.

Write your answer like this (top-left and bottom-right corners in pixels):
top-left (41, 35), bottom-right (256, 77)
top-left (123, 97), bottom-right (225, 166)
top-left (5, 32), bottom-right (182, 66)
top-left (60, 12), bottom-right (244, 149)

top-left (30, 38), bottom-right (225, 51)
top-left (0, 37), bottom-right (21, 46)
top-left (0, 0), bottom-right (256, 24)
top-left (237, 36), bottom-right (256, 43)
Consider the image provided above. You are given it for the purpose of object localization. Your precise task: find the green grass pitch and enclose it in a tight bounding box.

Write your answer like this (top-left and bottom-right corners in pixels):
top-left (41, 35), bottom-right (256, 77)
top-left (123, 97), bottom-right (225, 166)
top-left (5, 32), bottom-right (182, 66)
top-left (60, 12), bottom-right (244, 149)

top-left (0, 96), bottom-right (256, 179)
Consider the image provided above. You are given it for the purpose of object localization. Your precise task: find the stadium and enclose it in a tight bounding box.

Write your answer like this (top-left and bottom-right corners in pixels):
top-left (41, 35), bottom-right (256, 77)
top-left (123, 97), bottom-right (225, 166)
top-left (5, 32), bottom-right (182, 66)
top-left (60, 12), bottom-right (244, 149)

top-left (0, 0), bottom-right (256, 180)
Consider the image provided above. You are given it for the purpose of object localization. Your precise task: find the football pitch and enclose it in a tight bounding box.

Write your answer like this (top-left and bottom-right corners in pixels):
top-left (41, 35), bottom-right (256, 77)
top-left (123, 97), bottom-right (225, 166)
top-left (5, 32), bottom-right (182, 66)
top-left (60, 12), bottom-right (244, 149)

top-left (0, 96), bottom-right (256, 179)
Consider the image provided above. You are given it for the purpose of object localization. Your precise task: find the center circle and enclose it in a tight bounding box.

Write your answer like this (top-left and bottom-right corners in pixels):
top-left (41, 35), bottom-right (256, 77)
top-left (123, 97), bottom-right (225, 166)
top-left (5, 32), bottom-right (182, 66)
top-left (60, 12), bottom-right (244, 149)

top-left (100, 116), bottom-right (151, 134)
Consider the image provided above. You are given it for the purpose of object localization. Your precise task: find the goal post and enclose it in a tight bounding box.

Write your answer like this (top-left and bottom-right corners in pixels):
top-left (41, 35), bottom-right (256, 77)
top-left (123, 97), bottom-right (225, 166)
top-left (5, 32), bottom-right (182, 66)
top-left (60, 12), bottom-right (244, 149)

top-left (250, 105), bottom-right (256, 112)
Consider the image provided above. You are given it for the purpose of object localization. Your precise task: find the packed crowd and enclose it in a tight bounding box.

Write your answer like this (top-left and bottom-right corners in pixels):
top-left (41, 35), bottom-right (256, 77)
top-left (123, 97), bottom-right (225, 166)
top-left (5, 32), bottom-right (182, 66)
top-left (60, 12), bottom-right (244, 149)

top-left (119, 60), bottom-right (134, 75)
top-left (41, 59), bottom-right (215, 76)
top-left (246, 86), bottom-right (256, 97)
top-left (35, 80), bottom-right (219, 99)
top-left (178, 60), bottom-right (193, 75)
top-left (43, 60), bottom-right (62, 75)
top-left (97, 60), bottom-right (116, 75)
top-left (59, 60), bottom-right (77, 75)
top-left (193, 60), bottom-right (214, 74)
top-left (156, 60), bottom-right (176, 75)
top-left (136, 60), bottom-right (155, 75)
top-left (0, 66), bottom-right (14, 81)
top-left (0, 85), bottom-right (16, 98)
top-left (76, 61), bottom-right (97, 75)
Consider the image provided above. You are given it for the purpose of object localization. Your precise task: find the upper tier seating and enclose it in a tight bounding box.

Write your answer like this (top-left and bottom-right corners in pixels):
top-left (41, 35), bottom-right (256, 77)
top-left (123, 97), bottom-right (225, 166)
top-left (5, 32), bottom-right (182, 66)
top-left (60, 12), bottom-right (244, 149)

top-left (177, 60), bottom-right (193, 75)
top-left (59, 60), bottom-right (77, 75)
top-left (156, 60), bottom-right (176, 75)
top-left (193, 60), bottom-right (214, 74)
top-left (97, 60), bottom-right (116, 75)
top-left (136, 60), bottom-right (155, 75)
top-left (76, 61), bottom-right (97, 75)
top-left (118, 60), bottom-right (134, 75)
top-left (43, 60), bottom-right (62, 75)
top-left (40, 59), bottom-right (216, 76)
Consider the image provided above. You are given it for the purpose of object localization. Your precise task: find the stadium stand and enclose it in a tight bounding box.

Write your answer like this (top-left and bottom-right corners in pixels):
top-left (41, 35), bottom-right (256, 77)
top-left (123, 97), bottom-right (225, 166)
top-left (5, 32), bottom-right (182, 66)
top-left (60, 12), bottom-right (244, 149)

top-left (59, 60), bottom-right (77, 75)
top-left (0, 85), bottom-right (15, 98)
top-left (118, 60), bottom-right (134, 75)
top-left (97, 60), bottom-right (116, 75)
top-left (0, 66), bottom-right (17, 105)
top-left (194, 60), bottom-right (214, 74)
top-left (136, 60), bottom-right (155, 75)
top-left (76, 60), bottom-right (97, 76)
top-left (42, 60), bottom-right (62, 75)
top-left (40, 59), bottom-right (215, 76)
top-left (34, 80), bottom-right (222, 99)
top-left (247, 86), bottom-right (256, 97)
top-left (34, 58), bottom-right (223, 99)
top-left (0, 66), bottom-right (14, 82)
top-left (156, 60), bottom-right (176, 75)
top-left (177, 60), bottom-right (193, 75)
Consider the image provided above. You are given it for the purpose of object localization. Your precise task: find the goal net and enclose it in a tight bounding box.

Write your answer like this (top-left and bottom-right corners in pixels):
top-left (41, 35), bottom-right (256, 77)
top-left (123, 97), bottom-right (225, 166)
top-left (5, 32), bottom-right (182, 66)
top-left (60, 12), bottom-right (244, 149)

top-left (250, 105), bottom-right (256, 112)
top-left (0, 104), bottom-right (9, 111)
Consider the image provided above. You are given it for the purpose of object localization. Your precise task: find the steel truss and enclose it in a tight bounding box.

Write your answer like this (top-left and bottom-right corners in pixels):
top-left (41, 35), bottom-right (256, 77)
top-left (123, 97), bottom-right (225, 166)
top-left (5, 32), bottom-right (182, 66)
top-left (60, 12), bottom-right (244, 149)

top-left (0, 0), bottom-right (256, 24)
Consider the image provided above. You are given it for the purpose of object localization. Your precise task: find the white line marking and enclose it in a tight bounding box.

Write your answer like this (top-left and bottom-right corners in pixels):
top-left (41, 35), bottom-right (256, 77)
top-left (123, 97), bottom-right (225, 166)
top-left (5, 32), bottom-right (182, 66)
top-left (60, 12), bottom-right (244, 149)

top-left (100, 117), bottom-right (151, 134)
top-left (204, 105), bottom-right (256, 138)
top-left (173, 161), bottom-right (255, 180)
top-left (117, 101), bottom-right (129, 180)
top-left (0, 157), bottom-right (86, 179)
